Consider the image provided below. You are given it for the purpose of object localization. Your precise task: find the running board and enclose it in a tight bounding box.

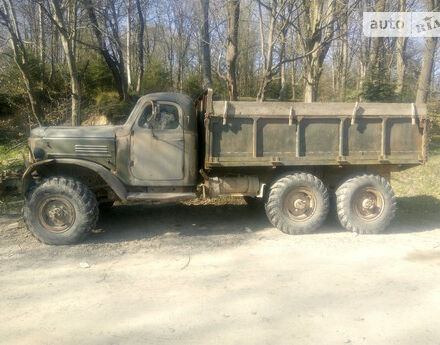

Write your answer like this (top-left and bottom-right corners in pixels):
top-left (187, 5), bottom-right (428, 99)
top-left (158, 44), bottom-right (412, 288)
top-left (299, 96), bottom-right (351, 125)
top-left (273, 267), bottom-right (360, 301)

top-left (126, 192), bottom-right (196, 202)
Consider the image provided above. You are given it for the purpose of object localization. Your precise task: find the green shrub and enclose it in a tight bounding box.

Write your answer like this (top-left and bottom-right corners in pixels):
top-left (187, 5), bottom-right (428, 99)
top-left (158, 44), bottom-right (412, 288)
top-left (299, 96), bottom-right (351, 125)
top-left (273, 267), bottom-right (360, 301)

top-left (362, 64), bottom-right (396, 102)
top-left (183, 72), bottom-right (204, 99)
top-left (81, 57), bottom-right (115, 99)
top-left (141, 60), bottom-right (173, 93)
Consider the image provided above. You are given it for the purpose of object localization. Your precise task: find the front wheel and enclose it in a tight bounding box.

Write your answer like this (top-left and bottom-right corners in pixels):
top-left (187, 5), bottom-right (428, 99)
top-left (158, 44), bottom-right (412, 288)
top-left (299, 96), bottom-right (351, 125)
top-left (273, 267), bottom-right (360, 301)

top-left (24, 177), bottom-right (98, 245)
top-left (265, 173), bottom-right (329, 235)
top-left (336, 174), bottom-right (396, 234)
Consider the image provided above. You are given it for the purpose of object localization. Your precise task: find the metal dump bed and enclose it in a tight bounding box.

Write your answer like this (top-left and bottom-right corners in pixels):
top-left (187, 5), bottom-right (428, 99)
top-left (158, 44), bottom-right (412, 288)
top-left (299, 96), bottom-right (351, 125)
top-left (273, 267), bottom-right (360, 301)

top-left (203, 92), bottom-right (428, 168)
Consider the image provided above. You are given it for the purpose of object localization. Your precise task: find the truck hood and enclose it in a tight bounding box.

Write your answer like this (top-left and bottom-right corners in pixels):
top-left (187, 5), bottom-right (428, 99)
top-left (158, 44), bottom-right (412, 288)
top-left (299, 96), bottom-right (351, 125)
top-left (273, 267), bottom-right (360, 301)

top-left (31, 126), bottom-right (120, 139)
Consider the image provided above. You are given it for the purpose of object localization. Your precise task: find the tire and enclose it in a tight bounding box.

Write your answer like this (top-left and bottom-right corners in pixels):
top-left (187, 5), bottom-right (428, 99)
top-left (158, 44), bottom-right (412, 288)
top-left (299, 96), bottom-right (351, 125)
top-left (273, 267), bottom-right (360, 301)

top-left (24, 176), bottom-right (98, 245)
top-left (265, 173), bottom-right (329, 235)
top-left (336, 174), bottom-right (396, 234)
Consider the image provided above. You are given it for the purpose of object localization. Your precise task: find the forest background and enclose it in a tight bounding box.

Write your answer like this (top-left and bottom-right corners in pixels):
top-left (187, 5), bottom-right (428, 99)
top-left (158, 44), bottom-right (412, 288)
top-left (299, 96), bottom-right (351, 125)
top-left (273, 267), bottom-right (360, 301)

top-left (0, 0), bottom-right (439, 210)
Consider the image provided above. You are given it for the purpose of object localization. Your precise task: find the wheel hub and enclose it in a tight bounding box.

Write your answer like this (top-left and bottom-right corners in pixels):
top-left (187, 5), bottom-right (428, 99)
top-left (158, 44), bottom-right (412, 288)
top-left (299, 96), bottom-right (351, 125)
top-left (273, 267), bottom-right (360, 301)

top-left (293, 198), bottom-right (307, 210)
top-left (38, 196), bottom-right (76, 233)
top-left (284, 187), bottom-right (317, 222)
top-left (353, 187), bottom-right (384, 221)
top-left (361, 197), bottom-right (375, 210)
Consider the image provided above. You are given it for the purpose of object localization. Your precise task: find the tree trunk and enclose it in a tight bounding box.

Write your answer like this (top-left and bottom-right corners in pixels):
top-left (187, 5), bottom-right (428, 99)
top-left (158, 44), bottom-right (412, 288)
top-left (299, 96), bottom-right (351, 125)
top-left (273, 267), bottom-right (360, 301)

top-left (416, 36), bottom-right (438, 103)
top-left (84, 0), bottom-right (127, 101)
top-left (0, 0), bottom-right (43, 125)
top-left (338, 0), bottom-right (349, 101)
top-left (225, 0), bottom-right (240, 101)
top-left (416, 0), bottom-right (439, 103)
top-left (62, 38), bottom-right (81, 125)
top-left (126, 0), bottom-right (132, 89)
top-left (200, 0), bottom-right (212, 88)
top-left (38, 1), bottom-right (45, 89)
top-left (256, 0), bottom-right (276, 102)
top-left (395, 36), bottom-right (407, 98)
top-left (368, 0), bottom-right (386, 70)
top-left (291, 61), bottom-right (296, 101)
top-left (49, 0), bottom-right (80, 125)
top-left (279, 27), bottom-right (288, 101)
top-left (358, 1), bottom-right (370, 101)
top-left (395, 0), bottom-right (407, 98)
top-left (108, 1), bottom-right (128, 101)
top-left (135, 0), bottom-right (144, 94)
top-left (304, 66), bottom-right (319, 102)
top-left (299, 0), bottom-right (337, 102)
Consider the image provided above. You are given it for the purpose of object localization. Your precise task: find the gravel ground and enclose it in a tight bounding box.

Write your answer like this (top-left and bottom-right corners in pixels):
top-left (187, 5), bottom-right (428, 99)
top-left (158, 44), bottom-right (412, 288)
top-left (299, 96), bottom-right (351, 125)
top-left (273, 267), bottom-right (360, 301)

top-left (1, 200), bottom-right (440, 345)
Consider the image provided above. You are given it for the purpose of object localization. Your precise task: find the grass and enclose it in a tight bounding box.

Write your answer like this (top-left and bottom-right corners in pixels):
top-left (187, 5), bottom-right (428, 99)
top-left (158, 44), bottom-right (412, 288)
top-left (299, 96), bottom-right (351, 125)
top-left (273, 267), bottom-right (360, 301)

top-left (391, 135), bottom-right (440, 229)
top-left (392, 135), bottom-right (440, 198)
top-left (0, 143), bottom-right (26, 215)
top-left (0, 194), bottom-right (23, 215)
top-left (0, 143), bottom-right (26, 172)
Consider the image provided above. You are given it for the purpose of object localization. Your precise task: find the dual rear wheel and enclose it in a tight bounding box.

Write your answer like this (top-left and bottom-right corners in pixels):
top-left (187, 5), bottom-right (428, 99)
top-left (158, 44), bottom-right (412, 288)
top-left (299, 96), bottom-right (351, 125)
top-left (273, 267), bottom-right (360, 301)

top-left (265, 173), bottom-right (396, 235)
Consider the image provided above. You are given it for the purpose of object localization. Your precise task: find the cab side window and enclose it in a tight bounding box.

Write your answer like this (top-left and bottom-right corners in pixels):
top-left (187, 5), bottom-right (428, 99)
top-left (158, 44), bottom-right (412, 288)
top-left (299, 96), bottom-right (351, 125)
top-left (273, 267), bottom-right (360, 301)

top-left (138, 103), bottom-right (180, 130)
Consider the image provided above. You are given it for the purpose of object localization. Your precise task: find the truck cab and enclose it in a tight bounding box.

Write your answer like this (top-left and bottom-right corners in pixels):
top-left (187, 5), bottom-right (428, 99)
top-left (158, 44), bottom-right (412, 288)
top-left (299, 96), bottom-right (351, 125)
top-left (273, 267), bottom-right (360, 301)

top-left (28, 93), bottom-right (199, 191)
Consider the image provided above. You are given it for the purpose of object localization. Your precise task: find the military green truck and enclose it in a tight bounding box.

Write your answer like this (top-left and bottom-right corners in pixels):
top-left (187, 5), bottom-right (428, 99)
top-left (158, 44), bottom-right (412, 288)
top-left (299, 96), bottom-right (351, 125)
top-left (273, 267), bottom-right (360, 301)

top-left (22, 89), bottom-right (428, 244)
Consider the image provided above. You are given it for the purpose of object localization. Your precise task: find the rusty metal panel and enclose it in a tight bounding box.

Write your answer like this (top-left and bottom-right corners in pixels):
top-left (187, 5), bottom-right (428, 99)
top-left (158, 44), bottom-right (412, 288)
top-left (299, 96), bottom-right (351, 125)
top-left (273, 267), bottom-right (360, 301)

top-left (205, 100), bottom-right (428, 168)
top-left (257, 119), bottom-right (296, 158)
top-left (347, 119), bottom-right (382, 159)
top-left (211, 118), bottom-right (253, 157)
top-left (44, 138), bottom-right (116, 169)
top-left (387, 118), bottom-right (422, 159)
top-left (212, 101), bottom-right (428, 117)
top-left (301, 119), bottom-right (340, 157)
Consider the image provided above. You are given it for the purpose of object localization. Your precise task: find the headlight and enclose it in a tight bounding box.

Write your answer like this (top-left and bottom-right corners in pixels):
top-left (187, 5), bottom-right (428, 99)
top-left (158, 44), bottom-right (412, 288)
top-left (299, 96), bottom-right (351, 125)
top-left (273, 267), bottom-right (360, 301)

top-left (33, 147), bottom-right (45, 161)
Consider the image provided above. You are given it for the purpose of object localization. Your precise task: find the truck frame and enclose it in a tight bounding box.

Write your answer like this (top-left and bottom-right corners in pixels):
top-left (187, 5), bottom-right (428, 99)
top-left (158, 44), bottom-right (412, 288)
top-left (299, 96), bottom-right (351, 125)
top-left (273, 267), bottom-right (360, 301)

top-left (22, 90), bottom-right (428, 244)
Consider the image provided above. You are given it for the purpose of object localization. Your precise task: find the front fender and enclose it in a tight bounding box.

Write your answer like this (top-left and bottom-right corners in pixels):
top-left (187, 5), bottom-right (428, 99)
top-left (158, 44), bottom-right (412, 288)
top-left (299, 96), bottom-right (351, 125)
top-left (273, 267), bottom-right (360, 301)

top-left (22, 159), bottom-right (128, 200)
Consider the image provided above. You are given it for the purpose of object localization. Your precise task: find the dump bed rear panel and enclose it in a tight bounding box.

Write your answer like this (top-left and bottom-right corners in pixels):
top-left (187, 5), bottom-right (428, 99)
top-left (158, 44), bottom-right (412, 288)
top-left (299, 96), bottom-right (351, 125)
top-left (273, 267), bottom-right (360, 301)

top-left (204, 100), bottom-right (428, 168)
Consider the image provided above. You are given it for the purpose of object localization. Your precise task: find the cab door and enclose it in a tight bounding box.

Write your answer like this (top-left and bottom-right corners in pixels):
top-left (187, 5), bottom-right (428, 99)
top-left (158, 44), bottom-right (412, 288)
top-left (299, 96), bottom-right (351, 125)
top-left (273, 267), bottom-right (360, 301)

top-left (130, 101), bottom-right (184, 181)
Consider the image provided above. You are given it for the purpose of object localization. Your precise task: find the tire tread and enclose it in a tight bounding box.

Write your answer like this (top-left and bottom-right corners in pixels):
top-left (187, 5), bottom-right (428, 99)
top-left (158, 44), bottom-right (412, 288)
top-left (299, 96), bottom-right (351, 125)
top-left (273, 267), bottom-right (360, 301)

top-left (24, 176), bottom-right (98, 244)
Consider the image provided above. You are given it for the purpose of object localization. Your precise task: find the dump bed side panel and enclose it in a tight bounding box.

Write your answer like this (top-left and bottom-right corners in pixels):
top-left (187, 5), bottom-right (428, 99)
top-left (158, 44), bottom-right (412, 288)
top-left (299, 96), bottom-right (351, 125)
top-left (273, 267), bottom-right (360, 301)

top-left (204, 101), bottom-right (428, 168)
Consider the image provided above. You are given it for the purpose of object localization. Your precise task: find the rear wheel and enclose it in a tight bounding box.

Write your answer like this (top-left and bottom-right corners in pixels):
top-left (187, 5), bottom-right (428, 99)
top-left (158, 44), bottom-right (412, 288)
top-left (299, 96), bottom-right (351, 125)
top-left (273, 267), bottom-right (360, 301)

top-left (265, 173), bottom-right (329, 235)
top-left (24, 177), bottom-right (98, 245)
top-left (336, 174), bottom-right (396, 234)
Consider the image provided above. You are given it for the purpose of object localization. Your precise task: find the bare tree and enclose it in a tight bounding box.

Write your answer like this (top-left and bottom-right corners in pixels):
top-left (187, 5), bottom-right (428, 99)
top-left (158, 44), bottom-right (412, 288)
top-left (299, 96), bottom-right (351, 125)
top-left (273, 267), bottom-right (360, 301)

top-left (83, 0), bottom-right (128, 101)
top-left (225, 0), bottom-right (240, 100)
top-left (336, 0), bottom-right (349, 101)
top-left (38, 0), bottom-right (45, 88)
top-left (368, 0), bottom-right (386, 70)
top-left (297, 0), bottom-right (338, 102)
top-left (126, 0), bottom-right (132, 89)
top-left (416, 0), bottom-right (439, 103)
top-left (256, 0), bottom-right (278, 102)
top-left (395, 0), bottom-right (407, 98)
top-left (200, 0), bottom-right (212, 88)
top-left (290, 32), bottom-right (299, 101)
top-left (174, 1), bottom-right (194, 92)
top-left (0, 0), bottom-right (43, 124)
top-left (45, 0), bottom-right (81, 125)
top-left (358, 1), bottom-right (370, 100)
top-left (256, 0), bottom-right (297, 101)
top-left (278, 3), bottom-right (291, 101)
top-left (135, 0), bottom-right (145, 94)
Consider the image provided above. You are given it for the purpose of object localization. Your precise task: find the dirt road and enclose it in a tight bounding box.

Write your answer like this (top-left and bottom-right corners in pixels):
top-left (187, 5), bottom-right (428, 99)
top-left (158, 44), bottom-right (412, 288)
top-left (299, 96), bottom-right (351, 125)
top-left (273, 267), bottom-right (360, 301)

top-left (1, 200), bottom-right (440, 345)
